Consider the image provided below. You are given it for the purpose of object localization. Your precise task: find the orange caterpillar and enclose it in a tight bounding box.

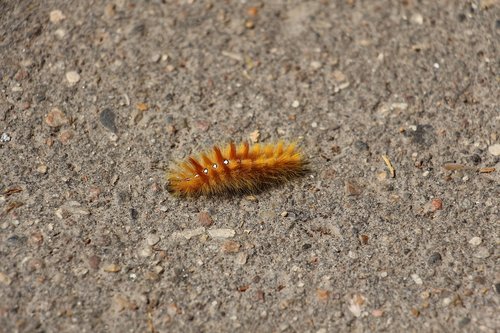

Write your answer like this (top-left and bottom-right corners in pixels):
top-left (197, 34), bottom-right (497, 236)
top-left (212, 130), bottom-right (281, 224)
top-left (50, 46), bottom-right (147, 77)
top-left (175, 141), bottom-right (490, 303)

top-left (166, 141), bottom-right (307, 196)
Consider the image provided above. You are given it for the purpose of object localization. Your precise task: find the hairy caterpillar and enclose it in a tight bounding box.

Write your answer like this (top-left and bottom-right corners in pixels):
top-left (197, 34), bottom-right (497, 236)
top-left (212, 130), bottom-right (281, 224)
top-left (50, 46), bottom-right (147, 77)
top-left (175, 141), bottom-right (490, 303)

top-left (166, 141), bottom-right (307, 196)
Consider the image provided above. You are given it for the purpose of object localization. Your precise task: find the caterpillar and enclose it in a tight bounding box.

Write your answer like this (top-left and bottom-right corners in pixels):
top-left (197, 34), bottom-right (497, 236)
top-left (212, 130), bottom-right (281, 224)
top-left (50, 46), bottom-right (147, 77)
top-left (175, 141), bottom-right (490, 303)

top-left (166, 141), bottom-right (308, 197)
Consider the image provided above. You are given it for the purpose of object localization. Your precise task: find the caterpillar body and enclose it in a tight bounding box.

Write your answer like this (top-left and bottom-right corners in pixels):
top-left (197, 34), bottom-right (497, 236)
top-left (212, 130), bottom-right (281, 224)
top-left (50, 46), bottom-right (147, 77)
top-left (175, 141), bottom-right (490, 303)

top-left (166, 141), bottom-right (307, 197)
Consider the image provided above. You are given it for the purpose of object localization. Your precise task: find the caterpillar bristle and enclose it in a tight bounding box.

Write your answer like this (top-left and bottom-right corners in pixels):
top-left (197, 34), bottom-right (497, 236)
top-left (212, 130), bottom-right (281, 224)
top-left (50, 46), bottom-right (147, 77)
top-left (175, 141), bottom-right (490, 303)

top-left (166, 141), bottom-right (308, 197)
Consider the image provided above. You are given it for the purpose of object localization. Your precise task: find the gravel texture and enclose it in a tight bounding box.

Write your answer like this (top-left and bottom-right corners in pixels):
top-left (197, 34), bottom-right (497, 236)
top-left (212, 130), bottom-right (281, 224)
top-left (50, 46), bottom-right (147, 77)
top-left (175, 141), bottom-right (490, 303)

top-left (0, 1), bottom-right (499, 332)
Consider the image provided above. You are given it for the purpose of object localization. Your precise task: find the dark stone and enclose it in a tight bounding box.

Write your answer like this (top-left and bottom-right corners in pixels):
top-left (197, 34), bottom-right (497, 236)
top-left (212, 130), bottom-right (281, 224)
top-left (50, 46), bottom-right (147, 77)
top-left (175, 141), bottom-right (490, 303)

top-left (457, 13), bottom-right (466, 22)
top-left (458, 317), bottom-right (470, 328)
top-left (130, 208), bottom-right (139, 220)
top-left (469, 154), bottom-right (481, 165)
top-left (428, 252), bottom-right (442, 265)
top-left (405, 124), bottom-right (436, 146)
top-left (302, 243), bottom-right (312, 250)
top-left (353, 140), bottom-right (369, 151)
top-left (7, 235), bottom-right (27, 246)
top-left (494, 282), bottom-right (500, 294)
top-left (100, 108), bottom-right (117, 133)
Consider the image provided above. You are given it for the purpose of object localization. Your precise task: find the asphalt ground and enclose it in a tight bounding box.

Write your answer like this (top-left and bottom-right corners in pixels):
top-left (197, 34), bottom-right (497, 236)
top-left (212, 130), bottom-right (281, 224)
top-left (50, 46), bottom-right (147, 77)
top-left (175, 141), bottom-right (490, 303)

top-left (0, 1), bottom-right (499, 332)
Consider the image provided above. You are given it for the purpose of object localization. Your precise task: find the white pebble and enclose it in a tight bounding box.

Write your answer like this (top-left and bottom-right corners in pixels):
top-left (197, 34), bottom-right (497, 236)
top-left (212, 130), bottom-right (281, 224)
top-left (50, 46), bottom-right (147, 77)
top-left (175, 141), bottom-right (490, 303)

top-left (468, 237), bottom-right (482, 246)
top-left (473, 246), bottom-right (490, 259)
top-left (487, 143), bottom-right (500, 156)
top-left (310, 61), bottom-right (322, 69)
top-left (50, 10), bottom-right (66, 23)
top-left (172, 227), bottom-right (205, 240)
top-left (411, 273), bottom-right (423, 285)
top-left (291, 100), bottom-right (300, 108)
top-left (207, 228), bottom-right (235, 239)
top-left (146, 234), bottom-right (161, 246)
top-left (139, 246), bottom-right (153, 257)
top-left (0, 133), bottom-right (11, 142)
top-left (66, 71), bottom-right (80, 84)
top-left (410, 13), bottom-right (424, 25)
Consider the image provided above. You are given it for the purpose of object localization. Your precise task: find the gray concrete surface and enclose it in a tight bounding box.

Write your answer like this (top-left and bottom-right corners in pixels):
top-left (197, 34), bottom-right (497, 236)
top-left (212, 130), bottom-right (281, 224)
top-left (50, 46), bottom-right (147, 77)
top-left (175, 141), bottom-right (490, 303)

top-left (0, 0), bottom-right (499, 332)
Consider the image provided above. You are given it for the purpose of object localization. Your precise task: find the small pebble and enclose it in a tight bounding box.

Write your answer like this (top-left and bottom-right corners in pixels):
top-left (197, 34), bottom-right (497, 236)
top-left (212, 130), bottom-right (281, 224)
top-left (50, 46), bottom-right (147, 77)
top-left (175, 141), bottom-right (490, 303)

top-left (7, 235), bottom-right (27, 246)
top-left (347, 250), bottom-right (358, 259)
top-left (54, 29), bottom-right (66, 38)
top-left (150, 54), bottom-right (161, 63)
top-left (291, 100), bottom-right (300, 108)
top-left (198, 212), bottom-right (214, 227)
top-left (487, 144), bottom-right (500, 156)
top-left (104, 3), bottom-right (116, 18)
top-left (377, 171), bottom-right (387, 181)
top-left (316, 289), bottom-right (330, 302)
top-left (55, 201), bottom-right (90, 218)
top-left (45, 108), bottom-right (68, 127)
top-left (153, 265), bottom-right (164, 274)
top-left (353, 140), bottom-right (369, 151)
top-left (29, 232), bottom-right (44, 246)
top-left (411, 274), bottom-right (423, 285)
top-left (36, 164), bottom-right (48, 174)
top-left (372, 309), bottom-right (384, 317)
top-left (473, 246), bottom-right (490, 259)
top-left (0, 272), bottom-right (12, 285)
top-left (88, 187), bottom-right (101, 201)
top-left (410, 13), bottom-right (424, 25)
top-left (58, 129), bottom-right (74, 144)
top-left (88, 255), bottom-right (101, 270)
top-left (458, 317), bottom-right (471, 329)
top-left (494, 283), bottom-right (500, 294)
top-left (73, 267), bottom-right (88, 277)
top-left (171, 227), bottom-right (205, 240)
top-left (245, 19), bottom-right (255, 29)
top-left (103, 264), bottom-right (121, 273)
top-left (235, 252), bottom-right (248, 265)
top-left (49, 10), bottom-right (66, 23)
top-left (208, 228), bottom-right (235, 239)
top-left (348, 294), bottom-right (365, 317)
top-left (145, 271), bottom-right (160, 281)
top-left (139, 246), bottom-right (153, 257)
top-left (113, 294), bottom-right (138, 311)
top-left (0, 133), bottom-right (11, 142)
top-left (100, 108), bottom-right (117, 133)
top-left (337, 82), bottom-right (350, 91)
top-left (130, 208), bottom-right (139, 220)
top-left (431, 198), bottom-right (443, 211)
top-left (345, 180), bottom-right (363, 196)
top-left (310, 61), bottom-right (322, 69)
top-left (428, 252), bottom-right (442, 265)
top-left (65, 71), bottom-right (80, 84)
top-left (247, 6), bottom-right (258, 16)
top-left (221, 240), bottom-right (240, 254)
top-left (146, 234), bottom-right (161, 246)
top-left (332, 70), bottom-right (346, 82)
top-left (468, 236), bottom-right (482, 246)
top-left (166, 303), bottom-right (180, 316)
